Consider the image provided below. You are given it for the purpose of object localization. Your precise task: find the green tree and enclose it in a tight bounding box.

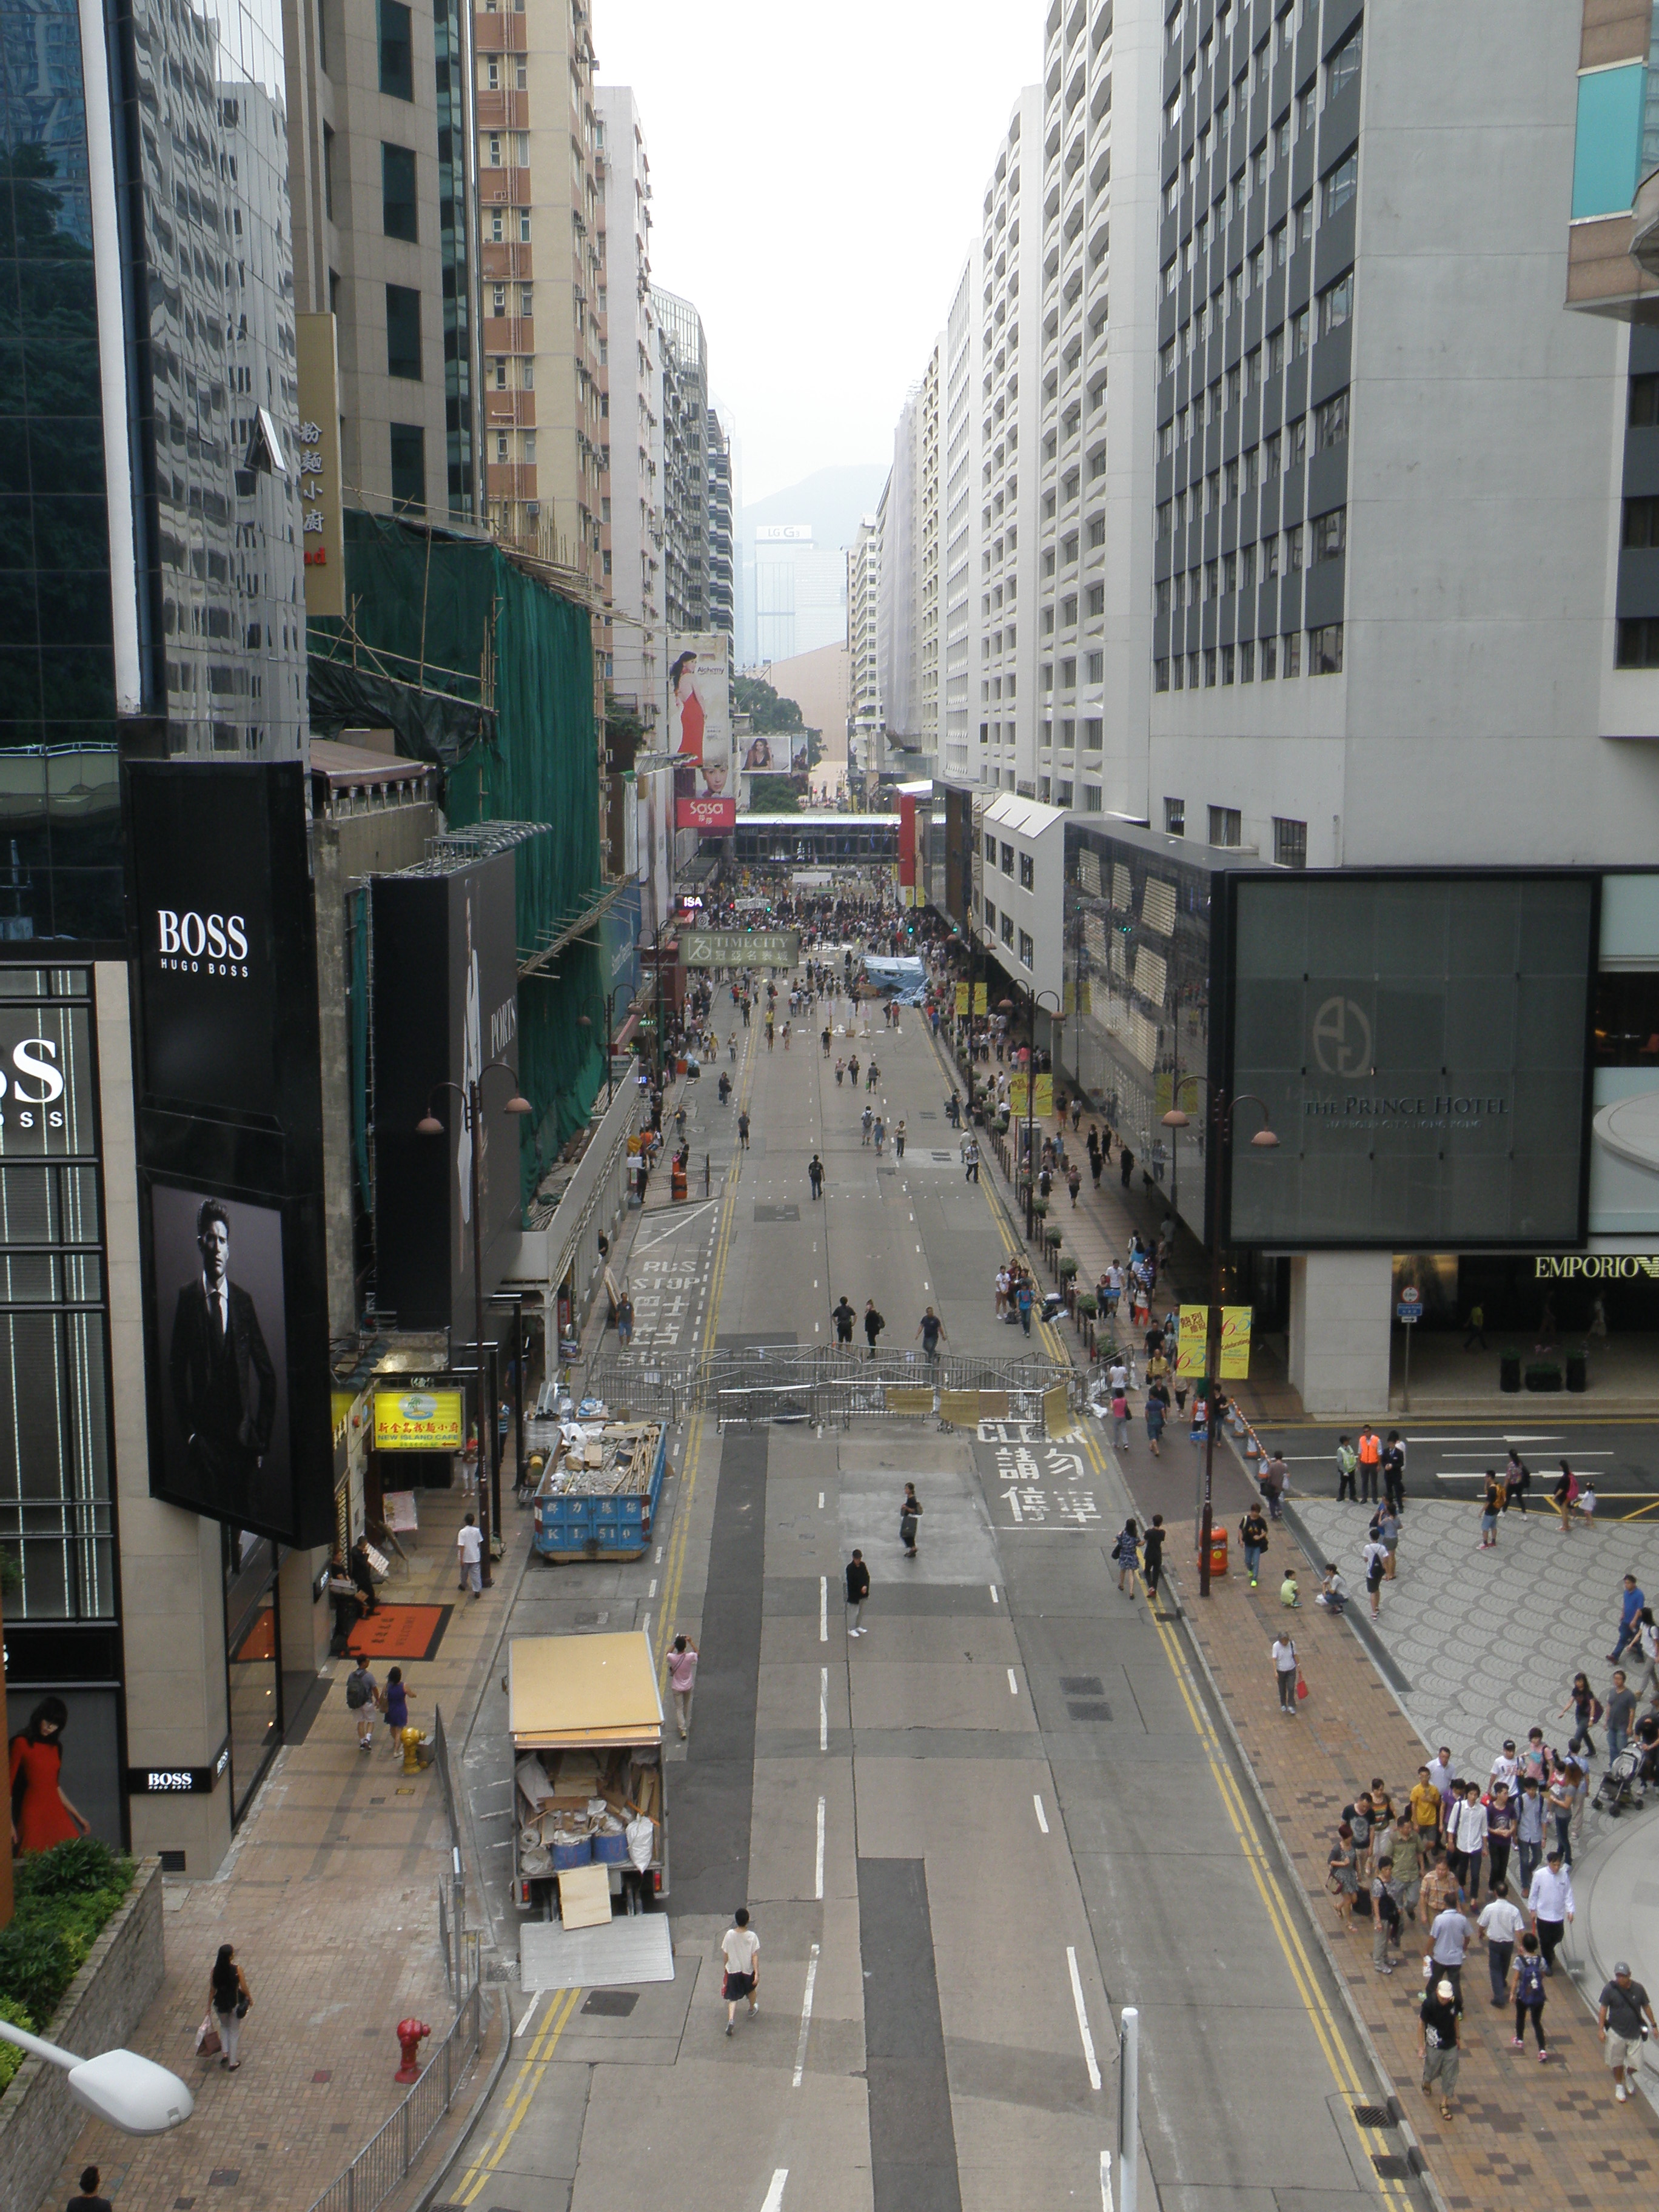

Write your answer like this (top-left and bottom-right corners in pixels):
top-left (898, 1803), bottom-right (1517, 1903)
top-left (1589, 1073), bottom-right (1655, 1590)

top-left (747, 776), bottom-right (802, 813)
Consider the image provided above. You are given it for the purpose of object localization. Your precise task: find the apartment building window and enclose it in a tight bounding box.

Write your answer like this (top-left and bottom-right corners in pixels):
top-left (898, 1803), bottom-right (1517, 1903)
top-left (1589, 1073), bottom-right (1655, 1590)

top-left (1155, 658), bottom-right (1171, 691)
top-left (985, 833), bottom-right (997, 863)
top-left (1322, 150), bottom-right (1357, 218)
top-left (1001, 842), bottom-right (1016, 874)
top-left (1019, 853), bottom-right (1035, 888)
top-left (1261, 635), bottom-right (1278, 679)
top-left (389, 423), bottom-right (424, 512)
top-left (492, 356), bottom-right (506, 389)
top-left (1060, 657), bottom-right (1076, 688)
top-left (485, 56), bottom-right (498, 86)
top-left (1295, 194), bottom-right (1314, 246)
top-left (386, 284), bottom-right (421, 378)
top-left (1617, 618), bottom-right (1659, 665)
top-left (1319, 271), bottom-right (1355, 335)
top-left (1085, 717), bottom-right (1102, 749)
top-left (1221, 644), bottom-right (1235, 684)
top-left (495, 432), bottom-right (508, 463)
top-left (489, 209), bottom-right (503, 241)
top-left (1313, 508), bottom-right (1346, 561)
top-left (1241, 543), bottom-right (1256, 589)
top-left (382, 143), bottom-right (417, 241)
top-left (1631, 374), bottom-right (1659, 425)
top-left (1623, 495), bottom-right (1659, 546)
top-left (1309, 623), bottom-right (1344, 674)
top-left (1170, 654), bottom-right (1183, 688)
top-left (520, 286), bottom-right (532, 317)
top-left (1287, 417), bottom-right (1307, 470)
top-left (1272, 218), bottom-right (1288, 269)
top-left (985, 896), bottom-right (996, 930)
top-left (1087, 583), bottom-right (1104, 616)
top-left (1164, 797), bottom-right (1185, 836)
top-left (1205, 560), bottom-right (1218, 600)
top-left (1222, 551), bottom-right (1237, 595)
top-left (1283, 629), bottom-right (1302, 676)
top-left (1086, 651), bottom-right (1103, 682)
top-left (1286, 524), bottom-right (1304, 572)
top-left (1326, 21), bottom-right (1361, 103)
top-left (1208, 805), bottom-right (1241, 847)
top-left (1273, 816), bottom-right (1308, 868)
top-left (1062, 532), bottom-right (1079, 566)
top-left (1188, 651), bottom-right (1200, 688)
top-left (1262, 533), bottom-right (1280, 580)
top-left (1293, 308), bottom-right (1310, 357)
top-left (519, 210), bottom-right (532, 242)
top-left (378, 0), bottom-right (412, 99)
top-left (491, 283), bottom-right (505, 315)
top-left (322, 122), bottom-right (336, 219)
top-left (488, 132), bottom-right (502, 166)
top-left (1061, 594), bottom-right (1077, 627)
top-left (1315, 389), bottom-right (1349, 451)
top-left (521, 358), bottom-right (533, 388)
top-left (1038, 777), bottom-right (1051, 804)
top-left (1204, 648), bottom-right (1217, 686)
top-left (1001, 913), bottom-right (1015, 948)
top-left (1240, 640), bottom-right (1255, 681)
top-left (1018, 930), bottom-right (1035, 968)
top-left (1088, 514), bottom-right (1105, 548)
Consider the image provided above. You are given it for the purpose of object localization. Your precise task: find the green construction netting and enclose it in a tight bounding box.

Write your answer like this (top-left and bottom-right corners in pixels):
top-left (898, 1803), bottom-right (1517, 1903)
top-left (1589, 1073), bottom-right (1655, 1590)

top-left (310, 511), bottom-right (604, 1198)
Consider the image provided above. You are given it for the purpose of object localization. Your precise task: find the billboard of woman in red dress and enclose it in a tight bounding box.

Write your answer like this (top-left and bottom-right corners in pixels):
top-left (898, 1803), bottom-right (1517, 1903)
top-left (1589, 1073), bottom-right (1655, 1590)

top-left (8, 1696), bottom-right (92, 1853)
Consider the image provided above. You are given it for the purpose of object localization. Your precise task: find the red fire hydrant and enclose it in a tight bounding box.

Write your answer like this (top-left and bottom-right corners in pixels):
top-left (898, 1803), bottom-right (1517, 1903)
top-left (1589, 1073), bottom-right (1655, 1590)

top-left (395, 2017), bottom-right (431, 2083)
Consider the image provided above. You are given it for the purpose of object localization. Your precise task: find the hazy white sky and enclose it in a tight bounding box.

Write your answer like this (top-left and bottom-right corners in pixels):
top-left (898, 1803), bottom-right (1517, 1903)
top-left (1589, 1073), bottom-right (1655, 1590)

top-left (596, 1), bottom-right (1045, 508)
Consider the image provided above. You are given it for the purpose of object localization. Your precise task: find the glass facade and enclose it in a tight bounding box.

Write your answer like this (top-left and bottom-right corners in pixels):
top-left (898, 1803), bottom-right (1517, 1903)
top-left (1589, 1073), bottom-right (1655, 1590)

top-left (432, 0), bottom-right (474, 515)
top-left (0, 965), bottom-right (115, 1621)
top-left (1061, 818), bottom-right (1226, 1242)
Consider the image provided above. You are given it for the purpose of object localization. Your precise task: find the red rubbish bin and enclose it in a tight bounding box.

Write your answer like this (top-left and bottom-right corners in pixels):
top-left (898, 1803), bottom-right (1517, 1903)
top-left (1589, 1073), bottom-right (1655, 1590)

top-left (1206, 1524), bottom-right (1228, 1578)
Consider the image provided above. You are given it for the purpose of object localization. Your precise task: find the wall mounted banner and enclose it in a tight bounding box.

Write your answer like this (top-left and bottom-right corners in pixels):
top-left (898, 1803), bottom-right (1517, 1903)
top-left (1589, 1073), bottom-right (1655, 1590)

top-left (373, 1387), bottom-right (465, 1451)
top-left (1175, 1305), bottom-right (1253, 1379)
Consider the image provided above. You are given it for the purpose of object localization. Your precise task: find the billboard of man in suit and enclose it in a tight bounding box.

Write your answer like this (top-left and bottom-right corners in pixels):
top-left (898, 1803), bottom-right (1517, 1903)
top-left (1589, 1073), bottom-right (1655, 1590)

top-left (168, 1199), bottom-right (276, 1498)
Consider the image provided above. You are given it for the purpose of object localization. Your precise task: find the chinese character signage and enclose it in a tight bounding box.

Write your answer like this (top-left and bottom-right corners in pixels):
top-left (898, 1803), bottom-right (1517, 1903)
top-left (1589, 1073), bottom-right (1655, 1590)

top-left (1175, 1304), bottom-right (1253, 1379)
top-left (681, 929), bottom-right (800, 969)
top-left (955, 982), bottom-right (968, 1015)
top-left (973, 983), bottom-right (988, 1015)
top-left (295, 315), bottom-right (344, 620)
top-left (374, 1387), bottom-right (466, 1452)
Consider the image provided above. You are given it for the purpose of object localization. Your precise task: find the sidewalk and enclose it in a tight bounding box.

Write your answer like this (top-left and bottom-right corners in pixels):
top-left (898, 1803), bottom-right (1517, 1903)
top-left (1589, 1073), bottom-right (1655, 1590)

top-left (36, 1489), bottom-right (528, 2212)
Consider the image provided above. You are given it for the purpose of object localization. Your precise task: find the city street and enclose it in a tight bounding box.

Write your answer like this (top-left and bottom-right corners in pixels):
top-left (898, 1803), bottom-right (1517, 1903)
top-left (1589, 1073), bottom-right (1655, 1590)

top-left (447, 992), bottom-right (1416, 2212)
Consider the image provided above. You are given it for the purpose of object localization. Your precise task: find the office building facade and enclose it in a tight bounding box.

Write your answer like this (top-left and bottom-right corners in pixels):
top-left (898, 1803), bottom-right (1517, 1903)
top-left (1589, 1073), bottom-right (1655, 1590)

top-left (653, 286), bottom-right (709, 634)
top-left (708, 406), bottom-right (736, 638)
top-left (847, 514), bottom-right (882, 779)
top-left (597, 85), bottom-right (660, 731)
top-left (942, 258), bottom-right (981, 785)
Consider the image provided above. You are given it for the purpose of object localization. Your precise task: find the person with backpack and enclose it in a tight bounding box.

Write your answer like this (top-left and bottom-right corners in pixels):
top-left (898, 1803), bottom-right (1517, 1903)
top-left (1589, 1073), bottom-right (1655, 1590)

top-left (898, 1484), bottom-right (922, 1558)
top-left (832, 1294), bottom-right (856, 1348)
top-left (1113, 1518), bottom-right (1141, 1600)
top-left (1509, 1932), bottom-right (1550, 2059)
top-left (864, 1301), bottom-right (885, 1359)
top-left (346, 1657), bottom-right (378, 1749)
top-left (1362, 1531), bottom-right (1389, 1621)
top-left (1239, 1504), bottom-right (1269, 1588)
top-left (1504, 1448), bottom-right (1529, 1515)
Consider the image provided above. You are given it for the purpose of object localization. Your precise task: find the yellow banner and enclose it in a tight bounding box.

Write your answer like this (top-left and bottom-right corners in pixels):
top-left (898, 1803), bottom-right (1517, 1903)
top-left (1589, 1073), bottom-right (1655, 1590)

top-left (1008, 1074), bottom-right (1028, 1118)
top-left (1176, 1305), bottom-right (1208, 1376)
top-left (374, 1387), bottom-right (465, 1452)
top-left (973, 982), bottom-right (988, 1014)
top-left (1034, 1074), bottom-right (1054, 1119)
top-left (1221, 1304), bottom-right (1252, 1379)
top-left (1175, 1305), bottom-right (1253, 1380)
top-left (955, 982), bottom-right (969, 1014)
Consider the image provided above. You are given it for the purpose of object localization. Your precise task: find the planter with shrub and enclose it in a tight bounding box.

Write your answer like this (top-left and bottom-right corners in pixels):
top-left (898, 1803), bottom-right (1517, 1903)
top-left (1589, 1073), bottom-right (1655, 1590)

top-left (1524, 1359), bottom-right (1563, 1393)
top-left (1499, 1350), bottom-right (1521, 1393)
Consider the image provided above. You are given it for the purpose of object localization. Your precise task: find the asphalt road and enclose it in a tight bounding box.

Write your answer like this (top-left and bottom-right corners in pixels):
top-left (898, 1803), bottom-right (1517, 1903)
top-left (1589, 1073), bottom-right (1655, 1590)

top-left (448, 981), bottom-right (1421, 2212)
top-left (1252, 1417), bottom-right (1659, 1518)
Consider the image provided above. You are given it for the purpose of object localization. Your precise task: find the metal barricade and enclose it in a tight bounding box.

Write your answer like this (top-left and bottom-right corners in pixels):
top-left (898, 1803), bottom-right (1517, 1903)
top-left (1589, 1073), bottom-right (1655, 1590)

top-left (304, 1978), bottom-right (485, 2212)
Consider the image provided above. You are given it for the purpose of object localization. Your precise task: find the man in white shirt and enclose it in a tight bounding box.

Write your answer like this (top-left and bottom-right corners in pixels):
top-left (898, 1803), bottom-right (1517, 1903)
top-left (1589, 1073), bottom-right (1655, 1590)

top-left (455, 1512), bottom-right (484, 1597)
top-left (1488, 1740), bottom-right (1520, 1795)
top-left (720, 1908), bottom-right (760, 2035)
top-left (1427, 1746), bottom-right (1457, 1817)
top-left (1477, 1886), bottom-right (1526, 2008)
top-left (1527, 1851), bottom-right (1575, 1975)
top-left (1446, 1782), bottom-right (1488, 1905)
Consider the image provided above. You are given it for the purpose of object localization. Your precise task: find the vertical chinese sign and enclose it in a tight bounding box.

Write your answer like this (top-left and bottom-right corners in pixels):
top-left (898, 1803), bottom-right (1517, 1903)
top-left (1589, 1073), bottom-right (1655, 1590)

top-left (295, 315), bottom-right (344, 620)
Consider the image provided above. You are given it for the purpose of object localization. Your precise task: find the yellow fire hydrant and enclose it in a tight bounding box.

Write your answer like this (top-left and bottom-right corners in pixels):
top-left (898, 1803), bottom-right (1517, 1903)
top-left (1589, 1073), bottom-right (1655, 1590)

top-left (399, 1724), bottom-right (434, 1774)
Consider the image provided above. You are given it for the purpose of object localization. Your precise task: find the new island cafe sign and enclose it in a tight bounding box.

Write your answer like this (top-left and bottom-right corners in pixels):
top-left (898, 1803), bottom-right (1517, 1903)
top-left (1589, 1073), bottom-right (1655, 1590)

top-left (373, 1385), bottom-right (466, 1451)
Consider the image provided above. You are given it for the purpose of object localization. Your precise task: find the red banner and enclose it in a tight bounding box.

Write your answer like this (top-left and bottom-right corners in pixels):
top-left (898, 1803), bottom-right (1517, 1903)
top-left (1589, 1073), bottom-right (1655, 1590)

top-left (677, 793), bottom-right (736, 831)
top-left (897, 792), bottom-right (917, 887)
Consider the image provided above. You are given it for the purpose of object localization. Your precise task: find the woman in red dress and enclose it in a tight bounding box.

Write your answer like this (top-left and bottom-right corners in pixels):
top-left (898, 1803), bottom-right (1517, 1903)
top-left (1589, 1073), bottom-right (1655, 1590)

top-left (671, 651), bottom-right (704, 764)
top-left (9, 1695), bottom-right (91, 1854)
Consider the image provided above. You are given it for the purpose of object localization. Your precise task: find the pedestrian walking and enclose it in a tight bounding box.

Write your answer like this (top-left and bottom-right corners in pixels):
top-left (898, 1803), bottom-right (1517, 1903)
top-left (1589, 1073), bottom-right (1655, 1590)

top-left (1426, 1892), bottom-right (1471, 2014)
top-left (1016, 1277), bottom-right (1033, 1336)
top-left (1446, 1780), bottom-right (1487, 1904)
top-left (346, 1657), bottom-right (378, 1749)
top-left (1418, 1977), bottom-right (1461, 2120)
top-left (1272, 1631), bottom-right (1300, 1714)
top-left (1119, 1145), bottom-right (1134, 1188)
top-left (1087, 1130), bottom-right (1102, 1188)
top-left (1382, 1432), bottom-right (1406, 1515)
top-left (1486, 1781), bottom-right (1516, 1895)
top-left (834, 1057), bottom-right (845, 1085)
top-left (1371, 1855), bottom-right (1401, 1973)
top-left (1239, 1505), bottom-right (1269, 1588)
top-left (1559, 1670), bottom-right (1601, 1759)
top-left (864, 1301), bottom-right (885, 1358)
top-left (1067, 1162), bottom-right (1081, 1207)
top-left (616, 1287), bottom-right (634, 1346)
top-left (1478, 1472), bottom-right (1500, 1549)
top-left (1553, 1460), bottom-right (1580, 1532)
top-left (845, 1549), bottom-right (870, 1635)
top-left (1328, 1824), bottom-right (1358, 1932)
top-left (1509, 1933), bottom-right (1550, 2058)
top-left (668, 1635), bottom-right (698, 1739)
top-left (873, 1116), bottom-right (885, 1155)
top-left (1335, 1433), bottom-right (1358, 1501)
top-left (66, 2169), bottom-right (112, 2212)
top-left (1504, 1447), bottom-right (1529, 1515)
top-left (720, 1908), bottom-right (760, 2034)
top-left (1110, 1379), bottom-right (1131, 1450)
top-left (1478, 1884), bottom-right (1525, 2009)
top-left (456, 1512), bottom-right (483, 1597)
top-left (1144, 1381), bottom-right (1167, 1458)
top-left (207, 1943), bottom-right (250, 2071)
top-left (861, 1105), bottom-right (873, 1145)
top-left (1463, 1301), bottom-right (1487, 1350)
top-left (848, 1053), bottom-right (859, 1088)
top-left (832, 1294), bottom-right (856, 1347)
top-left (1598, 1962), bottom-right (1657, 2102)
top-left (894, 1118), bottom-right (906, 1159)
top-left (1374, 1501), bottom-right (1400, 1578)
top-left (899, 1483), bottom-right (922, 1557)
top-left (1609, 1571), bottom-right (1646, 1662)
top-left (1515, 1777), bottom-right (1545, 1894)
top-left (822, 1025), bottom-right (831, 1057)
top-left (915, 1306), bottom-right (947, 1361)
top-left (808, 1154), bottom-right (824, 1201)
top-left (1526, 1850), bottom-right (1574, 1974)
top-left (1607, 1669), bottom-right (1637, 1762)
top-left (738, 1110), bottom-right (751, 1150)
top-left (964, 1138), bottom-right (979, 1182)
top-left (1362, 1532), bottom-right (1388, 1620)
top-left (1259, 1450), bottom-right (1287, 1522)
top-left (1113, 1518), bottom-right (1141, 1599)
top-left (1143, 1515), bottom-right (1166, 1607)
top-left (381, 1666), bottom-right (409, 1755)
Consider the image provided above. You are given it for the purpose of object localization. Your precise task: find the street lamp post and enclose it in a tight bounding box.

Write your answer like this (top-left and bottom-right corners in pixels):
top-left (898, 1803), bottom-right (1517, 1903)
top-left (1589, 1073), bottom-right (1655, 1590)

top-left (0, 2017), bottom-right (193, 2134)
top-left (1014, 987), bottom-right (1063, 1239)
top-left (490, 1288), bottom-right (527, 1502)
top-left (418, 1062), bottom-right (532, 1589)
top-left (1161, 1087), bottom-right (1278, 1598)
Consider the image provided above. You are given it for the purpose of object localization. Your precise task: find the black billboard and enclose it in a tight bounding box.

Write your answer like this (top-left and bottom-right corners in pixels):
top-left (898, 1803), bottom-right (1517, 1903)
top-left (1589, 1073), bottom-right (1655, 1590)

top-left (372, 849), bottom-right (523, 1338)
top-left (1222, 872), bottom-right (1597, 1250)
top-left (124, 762), bottom-right (334, 1547)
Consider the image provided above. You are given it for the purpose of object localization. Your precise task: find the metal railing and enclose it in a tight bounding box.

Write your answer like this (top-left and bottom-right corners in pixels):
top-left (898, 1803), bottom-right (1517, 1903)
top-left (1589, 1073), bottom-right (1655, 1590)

top-left (574, 1345), bottom-right (1081, 1429)
top-left (305, 1977), bottom-right (486, 2212)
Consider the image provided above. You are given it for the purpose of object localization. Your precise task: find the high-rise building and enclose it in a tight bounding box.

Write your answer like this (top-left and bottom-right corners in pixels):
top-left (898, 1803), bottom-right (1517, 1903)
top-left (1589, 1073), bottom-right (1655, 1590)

top-left (472, 0), bottom-right (607, 594)
top-left (977, 92), bottom-right (1045, 796)
top-left (653, 286), bottom-right (709, 634)
top-left (596, 85), bottom-right (660, 734)
top-left (918, 340), bottom-right (943, 775)
top-left (707, 406), bottom-right (736, 638)
top-left (1034, 0), bottom-right (1159, 816)
top-left (877, 390), bottom-right (918, 767)
top-left (848, 514), bottom-right (882, 779)
top-left (754, 528), bottom-right (848, 665)
top-left (285, 0), bottom-right (481, 520)
top-left (942, 258), bottom-right (981, 785)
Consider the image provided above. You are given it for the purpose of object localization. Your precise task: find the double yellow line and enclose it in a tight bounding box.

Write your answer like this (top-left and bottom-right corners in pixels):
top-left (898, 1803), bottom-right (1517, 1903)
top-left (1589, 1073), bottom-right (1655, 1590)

top-left (452, 1985), bottom-right (583, 2204)
top-left (1076, 1422), bottom-right (1410, 2204)
top-left (653, 1010), bottom-right (756, 1671)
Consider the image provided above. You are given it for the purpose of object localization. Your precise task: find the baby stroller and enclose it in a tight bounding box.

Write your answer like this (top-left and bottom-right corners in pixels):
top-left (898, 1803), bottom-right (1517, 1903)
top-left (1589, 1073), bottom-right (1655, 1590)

top-left (1594, 1746), bottom-right (1647, 1816)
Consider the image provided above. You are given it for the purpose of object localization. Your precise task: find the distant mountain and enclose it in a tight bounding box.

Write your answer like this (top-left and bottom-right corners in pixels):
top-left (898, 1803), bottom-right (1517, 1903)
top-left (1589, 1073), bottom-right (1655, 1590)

top-left (739, 464), bottom-right (890, 555)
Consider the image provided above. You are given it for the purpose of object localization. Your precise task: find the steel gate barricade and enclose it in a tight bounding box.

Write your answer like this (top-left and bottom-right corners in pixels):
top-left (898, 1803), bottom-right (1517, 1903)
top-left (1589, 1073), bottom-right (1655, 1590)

top-left (568, 1349), bottom-right (1081, 1430)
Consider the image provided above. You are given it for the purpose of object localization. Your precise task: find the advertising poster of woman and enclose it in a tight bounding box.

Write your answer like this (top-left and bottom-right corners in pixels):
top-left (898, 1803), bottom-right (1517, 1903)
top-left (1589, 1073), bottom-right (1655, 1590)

top-left (670, 634), bottom-right (734, 829)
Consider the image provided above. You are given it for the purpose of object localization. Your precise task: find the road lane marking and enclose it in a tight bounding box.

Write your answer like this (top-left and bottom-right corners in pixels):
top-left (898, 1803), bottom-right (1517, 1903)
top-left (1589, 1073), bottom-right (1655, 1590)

top-left (760, 2173), bottom-right (789, 2212)
top-left (819, 1575), bottom-right (828, 1641)
top-left (791, 1942), bottom-right (820, 2087)
top-left (989, 1583), bottom-right (999, 1602)
top-left (816, 1795), bottom-right (825, 1899)
top-left (1007, 1667), bottom-right (1019, 1695)
top-left (1099, 2149), bottom-right (1114, 2212)
top-left (819, 1490), bottom-right (825, 1508)
top-left (1034, 1794), bottom-right (1050, 1834)
top-left (820, 1666), bottom-right (829, 1750)
top-left (455, 1984), bottom-right (581, 2202)
top-left (648, 1578), bottom-right (657, 1597)
top-left (512, 1991), bottom-right (542, 2039)
top-left (1066, 1945), bottom-right (1102, 2090)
